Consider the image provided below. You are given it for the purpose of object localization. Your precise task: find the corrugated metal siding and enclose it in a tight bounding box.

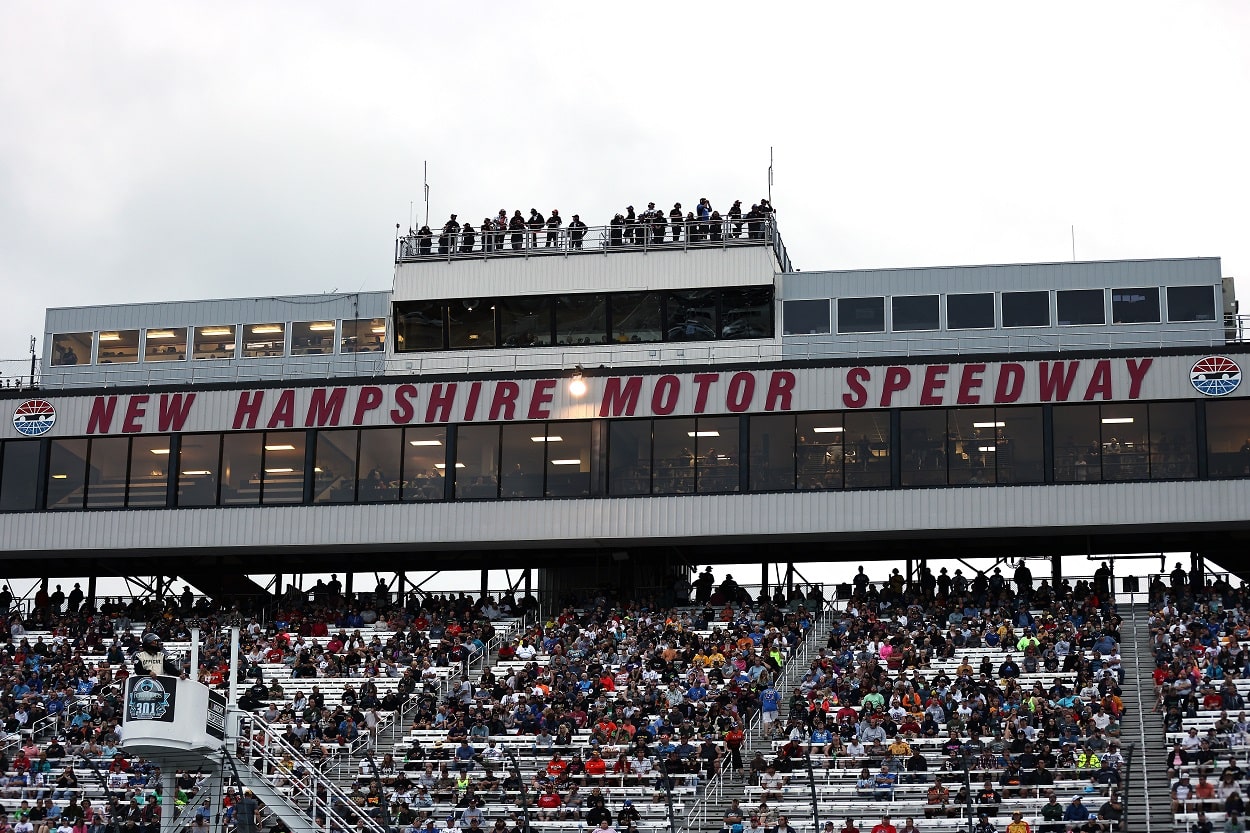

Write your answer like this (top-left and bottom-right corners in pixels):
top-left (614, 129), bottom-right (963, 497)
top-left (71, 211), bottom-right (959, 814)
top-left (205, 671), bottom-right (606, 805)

top-left (2, 479), bottom-right (1247, 554)
top-left (45, 292), bottom-right (390, 333)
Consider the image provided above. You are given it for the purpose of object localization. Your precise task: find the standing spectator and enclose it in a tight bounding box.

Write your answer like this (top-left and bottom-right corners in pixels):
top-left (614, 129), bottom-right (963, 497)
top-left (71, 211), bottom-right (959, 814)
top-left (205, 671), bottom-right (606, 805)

top-left (527, 209), bottom-right (545, 248)
top-left (545, 210), bottom-right (562, 247)
top-left (670, 203), bottom-right (684, 243)
top-left (567, 215), bottom-right (587, 249)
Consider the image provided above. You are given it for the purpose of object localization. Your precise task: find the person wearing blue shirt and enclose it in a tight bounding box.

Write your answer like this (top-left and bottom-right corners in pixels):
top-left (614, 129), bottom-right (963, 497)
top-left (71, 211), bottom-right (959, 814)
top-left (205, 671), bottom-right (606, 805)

top-left (760, 684), bottom-right (781, 737)
top-left (688, 683), bottom-right (708, 702)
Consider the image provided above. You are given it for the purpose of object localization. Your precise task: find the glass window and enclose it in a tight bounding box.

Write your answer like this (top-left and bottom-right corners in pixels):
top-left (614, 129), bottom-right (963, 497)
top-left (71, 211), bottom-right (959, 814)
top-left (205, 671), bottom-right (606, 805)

top-left (900, 411), bottom-right (947, 486)
top-left (193, 326), bottom-right (236, 360)
top-left (555, 295), bottom-right (607, 346)
top-left (611, 292), bottom-right (664, 344)
top-left (456, 425), bottom-right (500, 499)
top-left (997, 407), bottom-right (1044, 485)
top-left (947, 293), bottom-right (995, 329)
top-left (666, 290), bottom-right (718, 342)
top-left (394, 301), bottom-right (445, 352)
top-left (837, 297), bottom-right (885, 334)
top-left (97, 329), bottom-right (139, 364)
top-left (500, 297), bottom-right (553, 348)
top-left (1206, 400), bottom-right (1250, 478)
top-left (546, 421), bottom-right (592, 498)
top-left (501, 424), bottom-right (545, 499)
top-left (1112, 287), bottom-right (1160, 324)
top-left (947, 409), bottom-right (997, 485)
top-left (1, 441), bottom-right (41, 511)
top-left (291, 322), bottom-right (336, 356)
top-left (1053, 405), bottom-right (1101, 483)
top-left (314, 430), bottom-right (358, 504)
top-left (242, 323), bottom-right (286, 358)
top-left (86, 437), bottom-right (130, 508)
top-left (782, 300), bottom-right (830, 336)
top-left (720, 286), bottom-right (774, 339)
top-left (261, 431), bottom-right (305, 504)
top-left (51, 332), bottom-right (92, 366)
top-left (1002, 291), bottom-right (1050, 328)
top-left (1149, 402), bottom-right (1196, 479)
top-left (128, 435), bottom-right (171, 507)
top-left (143, 327), bottom-right (188, 362)
top-left (1056, 290), bottom-right (1106, 326)
top-left (1167, 286), bottom-right (1217, 322)
top-left (358, 428), bottom-right (401, 502)
top-left (220, 433), bottom-right (264, 505)
top-left (1100, 404), bottom-right (1148, 481)
top-left (341, 318), bottom-right (387, 353)
top-left (750, 415), bottom-right (796, 491)
top-left (403, 427), bottom-right (447, 502)
top-left (695, 417), bottom-right (739, 493)
top-left (892, 295), bottom-right (940, 332)
top-left (797, 414), bottom-right (845, 491)
top-left (47, 438), bottom-right (88, 510)
top-left (844, 412), bottom-right (891, 488)
top-left (448, 300), bottom-right (497, 349)
top-left (609, 421), bottom-right (652, 495)
top-left (177, 434), bottom-right (221, 507)
top-left (653, 418), bottom-right (697, 494)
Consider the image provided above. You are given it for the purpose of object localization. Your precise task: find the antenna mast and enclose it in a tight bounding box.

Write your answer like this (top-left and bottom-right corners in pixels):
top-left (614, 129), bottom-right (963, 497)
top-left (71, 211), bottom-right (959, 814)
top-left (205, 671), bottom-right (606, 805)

top-left (423, 161), bottom-right (430, 228)
top-left (768, 147), bottom-right (774, 205)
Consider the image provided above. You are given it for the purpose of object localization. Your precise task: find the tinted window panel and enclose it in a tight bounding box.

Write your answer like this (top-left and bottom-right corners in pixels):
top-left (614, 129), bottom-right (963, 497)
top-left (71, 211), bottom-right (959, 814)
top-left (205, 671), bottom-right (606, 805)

top-left (892, 295), bottom-right (940, 332)
top-left (947, 293), bottom-right (995, 329)
top-left (456, 425), bottom-right (500, 499)
top-left (750, 415), bottom-right (796, 491)
top-left (402, 427), bottom-right (446, 501)
top-left (1112, 287), bottom-right (1160, 324)
top-left (98, 329), bottom-right (139, 364)
top-left (844, 412), bottom-right (890, 488)
top-left (720, 286), bottom-right (773, 339)
top-left (1100, 403), bottom-right (1148, 481)
top-left (546, 422), bottom-right (592, 498)
top-left (193, 326), bottom-right (236, 360)
top-left (1149, 402), bottom-right (1196, 479)
top-left (1056, 290), bottom-right (1105, 325)
top-left (448, 300), bottom-right (497, 349)
top-left (1002, 291), bottom-right (1050, 327)
top-left (341, 318), bottom-right (386, 353)
top-left (177, 435), bottom-right (221, 507)
top-left (783, 300), bottom-right (830, 336)
top-left (653, 418), bottom-right (697, 493)
top-left (500, 297), bottom-right (553, 348)
top-left (797, 414), bottom-right (843, 491)
top-left (1167, 285), bottom-right (1217, 322)
top-left (695, 417), bottom-right (739, 493)
top-left (837, 297), bottom-right (885, 334)
top-left (1206, 400), bottom-right (1250, 478)
top-left (144, 327), bottom-right (188, 362)
top-left (315, 430), bottom-right (358, 504)
top-left (261, 431), bottom-right (305, 504)
top-left (947, 408), bottom-right (997, 485)
top-left (900, 411), bottom-right (947, 486)
top-left (555, 295), bottom-right (607, 346)
top-left (242, 324), bottom-right (285, 358)
top-left (500, 424), bottom-right (545, 499)
top-left (666, 290), bottom-right (717, 342)
top-left (1054, 405), bottom-right (1101, 483)
top-left (86, 437), bottom-right (130, 509)
top-left (220, 433), bottom-right (263, 505)
top-left (611, 292), bottom-right (664, 344)
top-left (51, 333), bottom-right (92, 366)
top-left (997, 407), bottom-right (1044, 485)
top-left (609, 421), bottom-right (652, 495)
top-left (1, 441), bottom-right (41, 511)
top-left (128, 435), bottom-right (171, 507)
top-left (47, 439), bottom-right (88, 509)
top-left (394, 301), bottom-right (445, 351)
top-left (291, 322), bottom-right (336, 356)
top-left (358, 428), bottom-right (402, 502)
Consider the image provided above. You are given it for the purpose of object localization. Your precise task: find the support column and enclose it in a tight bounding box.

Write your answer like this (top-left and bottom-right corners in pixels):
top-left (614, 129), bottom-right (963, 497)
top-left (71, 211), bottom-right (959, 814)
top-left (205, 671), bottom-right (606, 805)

top-left (906, 558), bottom-right (914, 589)
top-left (87, 576), bottom-right (97, 610)
top-left (761, 562), bottom-right (769, 598)
top-left (1051, 555), bottom-right (1062, 587)
top-left (481, 569), bottom-right (489, 601)
top-left (785, 563), bottom-right (794, 599)
top-left (160, 768), bottom-right (177, 833)
top-left (345, 573), bottom-right (354, 599)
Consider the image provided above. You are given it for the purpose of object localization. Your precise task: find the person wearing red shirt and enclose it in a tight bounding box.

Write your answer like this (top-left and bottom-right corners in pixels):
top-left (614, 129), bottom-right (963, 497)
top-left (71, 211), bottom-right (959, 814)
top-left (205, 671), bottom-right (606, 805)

top-left (585, 751), bottom-right (607, 776)
top-left (871, 815), bottom-right (897, 833)
top-left (546, 753), bottom-right (569, 779)
top-left (840, 819), bottom-right (860, 833)
top-left (536, 787), bottom-right (562, 820)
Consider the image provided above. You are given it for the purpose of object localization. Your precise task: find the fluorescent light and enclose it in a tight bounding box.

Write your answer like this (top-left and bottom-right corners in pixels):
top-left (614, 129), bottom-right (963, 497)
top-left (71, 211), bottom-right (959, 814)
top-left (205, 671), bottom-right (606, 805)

top-left (435, 463), bottom-right (466, 469)
top-left (409, 440), bottom-right (443, 447)
top-left (200, 327), bottom-right (233, 337)
top-left (812, 427), bottom-right (844, 434)
top-left (146, 330), bottom-right (177, 339)
top-left (688, 431), bottom-right (720, 437)
top-left (1101, 417), bottom-right (1134, 424)
top-left (99, 333), bottom-right (121, 342)
top-left (307, 322), bottom-right (336, 331)
top-left (314, 467), bottom-right (323, 473)
top-left (370, 326), bottom-right (386, 334)
top-left (181, 470), bottom-right (211, 476)
top-left (973, 421), bottom-right (1005, 428)
top-left (51, 474), bottom-right (68, 479)
top-left (150, 448), bottom-right (171, 455)
top-left (977, 446), bottom-right (998, 453)
top-left (265, 467), bottom-right (295, 474)
top-left (265, 444), bottom-right (296, 451)
top-left (551, 459), bottom-right (583, 466)
top-left (532, 436), bottom-right (563, 443)
top-left (251, 325), bottom-right (283, 334)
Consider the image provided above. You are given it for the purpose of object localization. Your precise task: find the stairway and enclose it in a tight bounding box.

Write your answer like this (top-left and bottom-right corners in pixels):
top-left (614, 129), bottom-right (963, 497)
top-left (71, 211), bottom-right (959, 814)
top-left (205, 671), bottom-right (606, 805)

top-left (1120, 602), bottom-right (1172, 833)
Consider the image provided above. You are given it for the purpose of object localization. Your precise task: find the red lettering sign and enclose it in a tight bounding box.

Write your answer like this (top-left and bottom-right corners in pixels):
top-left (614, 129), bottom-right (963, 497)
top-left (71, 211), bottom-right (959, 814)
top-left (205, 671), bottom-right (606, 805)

top-left (1126, 358), bottom-right (1153, 399)
top-left (1038, 361), bottom-right (1079, 401)
top-left (764, 371), bottom-right (795, 411)
top-left (652, 376), bottom-right (680, 416)
top-left (352, 387), bottom-right (383, 425)
top-left (880, 367), bottom-right (911, 407)
top-left (600, 377), bottom-right (643, 417)
top-left (957, 364), bottom-right (986, 406)
top-left (919, 365), bottom-right (948, 406)
top-left (528, 380), bottom-right (557, 420)
top-left (307, 388), bottom-right (347, 427)
top-left (233, 391), bottom-right (264, 430)
top-left (842, 368), bottom-right (869, 409)
top-left (726, 372), bottom-right (755, 413)
top-left (86, 396), bottom-right (118, 434)
top-left (156, 393), bottom-right (196, 433)
top-left (426, 384), bottom-right (457, 423)
top-left (994, 364), bottom-right (1025, 404)
top-left (122, 395), bottom-right (149, 434)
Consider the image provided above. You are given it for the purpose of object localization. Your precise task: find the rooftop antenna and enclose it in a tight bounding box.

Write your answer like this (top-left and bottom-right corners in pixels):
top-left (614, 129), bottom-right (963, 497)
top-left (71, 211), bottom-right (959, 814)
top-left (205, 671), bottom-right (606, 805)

top-left (423, 161), bottom-right (430, 228)
top-left (767, 147), bottom-right (774, 205)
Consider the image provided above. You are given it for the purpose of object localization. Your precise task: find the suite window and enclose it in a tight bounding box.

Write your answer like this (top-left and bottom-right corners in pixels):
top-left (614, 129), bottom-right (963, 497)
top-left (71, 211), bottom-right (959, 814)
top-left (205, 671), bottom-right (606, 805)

top-left (97, 329), bottom-right (139, 364)
top-left (611, 292), bottom-right (663, 344)
top-left (456, 425), bottom-right (500, 499)
top-left (837, 297), bottom-right (885, 334)
top-left (1167, 285), bottom-right (1217, 322)
top-left (947, 293), bottom-right (995, 330)
top-left (555, 295), bottom-right (607, 346)
top-left (394, 302), bottom-right (445, 351)
top-left (291, 321), bottom-right (336, 356)
top-left (1, 441), bottom-right (41, 511)
top-left (1112, 287), bottom-right (1159, 324)
top-left (260, 432), bottom-right (306, 504)
top-left (947, 409), bottom-right (997, 485)
top-left (798, 414), bottom-right (845, 490)
top-left (220, 433), bottom-right (264, 505)
top-left (901, 411), bottom-right (947, 487)
top-left (1206, 400), bottom-right (1250, 478)
top-left (193, 326), bottom-right (236, 360)
top-left (695, 417), bottom-right (739, 493)
top-left (1002, 291), bottom-right (1050, 328)
top-left (720, 286), bottom-right (773, 338)
top-left (51, 332), bottom-right (92, 366)
top-left (1056, 290), bottom-right (1106, 326)
top-left (448, 300), bottom-right (497, 349)
top-left (47, 439), bottom-right (88, 510)
top-left (609, 421), bottom-right (652, 495)
top-left (892, 295), bottom-right (940, 332)
top-left (1149, 402), bottom-right (1197, 479)
top-left (544, 421), bottom-right (592, 498)
top-left (783, 300), bottom-right (830, 336)
top-left (129, 436), bottom-right (171, 507)
top-left (314, 430), bottom-right (358, 504)
top-left (402, 427), bottom-right (446, 501)
top-left (358, 428), bottom-right (402, 502)
top-left (1053, 405), bottom-right (1102, 483)
top-left (500, 297), bottom-right (553, 348)
top-left (652, 419), bottom-right (697, 493)
top-left (996, 407), bottom-right (1044, 485)
top-left (750, 415), bottom-right (796, 491)
top-left (242, 323), bottom-right (286, 358)
top-left (85, 437), bottom-right (130, 508)
top-left (844, 412), bottom-right (890, 488)
top-left (501, 424), bottom-right (545, 499)
top-left (341, 318), bottom-right (386, 353)
top-left (666, 290), bottom-right (717, 342)
top-left (1099, 404), bottom-right (1148, 481)
top-left (177, 434), bottom-right (221, 507)
top-left (144, 328), bottom-right (188, 362)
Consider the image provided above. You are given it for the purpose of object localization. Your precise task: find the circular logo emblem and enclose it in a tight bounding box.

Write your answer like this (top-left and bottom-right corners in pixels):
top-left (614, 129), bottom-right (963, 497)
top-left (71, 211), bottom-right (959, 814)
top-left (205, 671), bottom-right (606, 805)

top-left (13, 399), bottom-right (56, 436)
top-left (1190, 356), bottom-right (1242, 397)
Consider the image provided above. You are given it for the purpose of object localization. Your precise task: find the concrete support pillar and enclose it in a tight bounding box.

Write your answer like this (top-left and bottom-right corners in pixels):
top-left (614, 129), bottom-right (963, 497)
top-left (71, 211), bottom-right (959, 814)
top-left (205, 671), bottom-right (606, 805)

top-left (159, 768), bottom-right (177, 833)
top-left (1052, 555), bottom-right (1062, 587)
top-left (761, 563), bottom-right (769, 597)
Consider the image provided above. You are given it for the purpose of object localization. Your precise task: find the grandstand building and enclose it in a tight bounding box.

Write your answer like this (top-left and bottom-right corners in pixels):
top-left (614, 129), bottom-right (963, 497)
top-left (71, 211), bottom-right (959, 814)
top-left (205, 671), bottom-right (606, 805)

top-left (1, 215), bottom-right (1249, 599)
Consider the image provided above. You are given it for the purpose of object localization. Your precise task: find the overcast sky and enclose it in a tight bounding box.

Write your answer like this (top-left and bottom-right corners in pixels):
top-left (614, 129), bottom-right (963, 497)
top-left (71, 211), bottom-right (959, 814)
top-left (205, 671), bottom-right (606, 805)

top-left (2, 2), bottom-right (1248, 366)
